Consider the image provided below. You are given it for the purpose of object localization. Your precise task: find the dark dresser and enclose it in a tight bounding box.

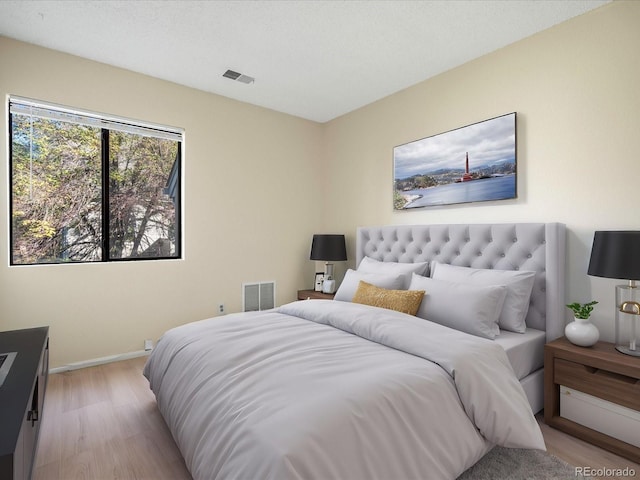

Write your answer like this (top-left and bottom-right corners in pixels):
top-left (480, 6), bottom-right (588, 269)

top-left (0, 327), bottom-right (49, 480)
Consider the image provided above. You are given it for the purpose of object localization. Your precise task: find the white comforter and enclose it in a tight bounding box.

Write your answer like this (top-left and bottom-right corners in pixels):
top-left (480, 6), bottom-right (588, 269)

top-left (144, 300), bottom-right (545, 480)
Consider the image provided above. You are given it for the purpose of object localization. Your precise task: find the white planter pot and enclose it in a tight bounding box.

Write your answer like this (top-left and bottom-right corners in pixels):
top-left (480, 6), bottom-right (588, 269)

top-left (565, 316), bottom-right (600, 347)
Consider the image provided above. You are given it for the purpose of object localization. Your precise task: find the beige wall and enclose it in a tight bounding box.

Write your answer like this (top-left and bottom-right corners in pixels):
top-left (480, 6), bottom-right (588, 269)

top-left (0, 37), bottom-right (324, 368)
top-left (323, 1), bottom-right (640, 342)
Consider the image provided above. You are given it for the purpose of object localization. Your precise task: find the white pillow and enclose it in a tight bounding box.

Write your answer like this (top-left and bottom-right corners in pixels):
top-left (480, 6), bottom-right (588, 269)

top-left (334, 269), bottom-right (404, 302)
top-left (409, 273), bottom-right (507, 339)
top-left (357, 256), bottom-right (429, 289)
top-left (430, 262), bottom-right (535, 334)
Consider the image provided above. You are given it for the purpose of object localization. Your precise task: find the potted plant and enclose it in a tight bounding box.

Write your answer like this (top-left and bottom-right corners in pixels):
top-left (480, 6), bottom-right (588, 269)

top-left (565, 301), bottom-right (599, 346)
top-left (566, 301), bottom-right (598, 319)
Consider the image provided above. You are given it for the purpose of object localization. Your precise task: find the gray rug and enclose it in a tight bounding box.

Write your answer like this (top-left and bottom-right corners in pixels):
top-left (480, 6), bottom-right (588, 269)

top-left (457, 447), bottom-right (589, 480)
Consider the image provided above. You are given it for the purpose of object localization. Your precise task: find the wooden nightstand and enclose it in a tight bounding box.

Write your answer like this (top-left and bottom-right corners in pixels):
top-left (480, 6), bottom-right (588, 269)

top-left (297, 289), bottom-right (335, 300)
top-left (544, 337), bottom-right (640, 463)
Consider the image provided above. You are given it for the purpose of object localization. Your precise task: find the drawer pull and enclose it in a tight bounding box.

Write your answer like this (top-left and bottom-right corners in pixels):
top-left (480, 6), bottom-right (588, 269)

top-left (594, 369), bottom-right (639, 385)
top-left (27, 409), bottom-right (38, 425)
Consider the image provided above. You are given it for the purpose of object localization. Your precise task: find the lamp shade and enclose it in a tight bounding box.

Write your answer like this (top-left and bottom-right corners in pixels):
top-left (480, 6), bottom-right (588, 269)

top-left (588, 231), bottom-right (640, 280)
top-left (310, 234), bottom-right (347, 262)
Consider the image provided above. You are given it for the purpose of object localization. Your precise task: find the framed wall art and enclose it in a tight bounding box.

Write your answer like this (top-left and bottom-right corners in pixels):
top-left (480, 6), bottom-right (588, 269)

top-left (393, 112), bottom-right (516, 210)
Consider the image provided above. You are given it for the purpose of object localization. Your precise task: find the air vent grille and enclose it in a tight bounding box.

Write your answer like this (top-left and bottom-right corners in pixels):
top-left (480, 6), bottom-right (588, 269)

top-left (223, 69), bottom-right (241, 80)
top-left (243, 281), bottom-right (275, 312)
top-left (223, 69), bottom-right (255, 84)
top-left (236, 74), bottom-right (255, 84)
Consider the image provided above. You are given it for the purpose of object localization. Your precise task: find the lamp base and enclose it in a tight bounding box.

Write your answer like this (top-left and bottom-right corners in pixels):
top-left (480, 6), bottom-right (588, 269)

top-left (615, 283), bottom-right (640, 357)
top-left (322, 279), bottom-right (336, 294)
top-left (615, 345), bottom-right (640, 357)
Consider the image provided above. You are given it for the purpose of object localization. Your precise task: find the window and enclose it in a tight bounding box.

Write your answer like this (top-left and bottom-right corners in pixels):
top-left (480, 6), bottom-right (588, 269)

top-left (9, 97), bottom-right (183, 265)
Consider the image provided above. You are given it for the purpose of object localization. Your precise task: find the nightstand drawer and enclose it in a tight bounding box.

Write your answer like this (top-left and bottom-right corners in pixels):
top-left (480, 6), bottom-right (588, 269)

top-left (554, 358), bottom-right (640, 411)
top-left (560, 386), bottom-right (640, 448)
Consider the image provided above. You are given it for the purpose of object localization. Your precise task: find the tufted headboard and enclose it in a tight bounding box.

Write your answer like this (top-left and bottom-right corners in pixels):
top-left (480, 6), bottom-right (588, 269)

top-left (356, 223), bottom-right (566, 342)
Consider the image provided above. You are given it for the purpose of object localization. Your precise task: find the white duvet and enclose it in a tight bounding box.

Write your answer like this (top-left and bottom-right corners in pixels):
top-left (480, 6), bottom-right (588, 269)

top-left (144, 300), bottom-right (545, 480)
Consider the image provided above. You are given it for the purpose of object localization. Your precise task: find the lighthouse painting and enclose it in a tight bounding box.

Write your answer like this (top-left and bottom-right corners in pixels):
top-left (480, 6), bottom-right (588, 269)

top-left (458, 152), bottom-right (473, 182)
top-left (393, 113), bottom-right (516, 210)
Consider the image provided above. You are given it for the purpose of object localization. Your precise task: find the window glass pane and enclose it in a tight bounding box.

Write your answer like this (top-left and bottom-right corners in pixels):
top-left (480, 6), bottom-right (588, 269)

top-left (11, 114), bottom-right (102, 264)
top-left (108, 131), bottom-right (179, 259)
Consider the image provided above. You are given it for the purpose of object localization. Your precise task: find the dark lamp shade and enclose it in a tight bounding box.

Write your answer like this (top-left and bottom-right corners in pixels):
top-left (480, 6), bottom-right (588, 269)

top-left (588, 231), bottom-right (640, 280)
top-left (310, 234), bottom-right (347, 262)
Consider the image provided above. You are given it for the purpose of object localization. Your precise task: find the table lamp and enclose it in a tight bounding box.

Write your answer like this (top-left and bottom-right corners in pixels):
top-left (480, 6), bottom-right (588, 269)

top-left (310, 234), bottom-right (347, 294)
top-left (587, 231), bottom-right (640, 356)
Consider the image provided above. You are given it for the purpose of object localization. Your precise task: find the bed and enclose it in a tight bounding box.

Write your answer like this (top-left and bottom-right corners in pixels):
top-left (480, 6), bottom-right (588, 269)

top-left (144, 222), bottom-right (566, 480)
top-left (356, 223), bottom-right (566, 414)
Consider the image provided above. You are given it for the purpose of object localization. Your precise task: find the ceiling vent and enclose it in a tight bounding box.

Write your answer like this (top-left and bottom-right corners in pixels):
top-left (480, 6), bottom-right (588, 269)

top-left (223, 69), bottom-right (255, 84)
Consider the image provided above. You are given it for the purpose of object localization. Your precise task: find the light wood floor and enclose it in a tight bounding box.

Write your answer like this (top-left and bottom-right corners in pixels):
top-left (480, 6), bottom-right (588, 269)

top-left (33, 356), bottom-right (191, 480)
top-left (33, 356), bottom-right (639, 480)
top-left (539, 414), bottom-right (639, 480)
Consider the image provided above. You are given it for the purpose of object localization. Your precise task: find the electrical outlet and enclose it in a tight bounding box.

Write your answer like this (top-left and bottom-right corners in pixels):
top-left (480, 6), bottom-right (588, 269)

top-left (144, 339), bottom-right (153, 351)
top-left (218, 303), bottom-right (225, 314)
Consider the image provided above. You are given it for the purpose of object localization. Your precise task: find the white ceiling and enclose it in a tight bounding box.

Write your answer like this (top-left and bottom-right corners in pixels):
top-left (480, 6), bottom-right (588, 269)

top-left (0, 0), bottom-right (609, 123)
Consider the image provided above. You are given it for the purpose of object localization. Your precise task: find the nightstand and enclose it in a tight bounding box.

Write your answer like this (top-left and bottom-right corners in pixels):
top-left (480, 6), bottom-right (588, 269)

top-left (544, 337), bottom-right (640, 463)
top-left (297, 289), bottom-right (335, 300)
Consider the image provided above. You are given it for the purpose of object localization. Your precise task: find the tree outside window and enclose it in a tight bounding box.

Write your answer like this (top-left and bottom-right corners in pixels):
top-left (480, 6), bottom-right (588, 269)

top-left (9, 98), bottom-right (182, 265)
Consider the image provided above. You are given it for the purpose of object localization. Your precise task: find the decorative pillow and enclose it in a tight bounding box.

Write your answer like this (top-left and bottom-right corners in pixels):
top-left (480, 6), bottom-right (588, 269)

top-left (430, 262), bottom-right (536, 334)
top-left (334, 269), bottom-right (404, 302)
top-left (409, 273), bottom-right (507, 339)
top-left (352, 280), bottom-right (425, 315)
top-left (357, 256), bottom-right (430, 289)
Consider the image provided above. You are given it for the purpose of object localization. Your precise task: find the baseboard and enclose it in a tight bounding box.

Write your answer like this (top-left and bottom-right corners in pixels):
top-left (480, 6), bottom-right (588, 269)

top-left (49, 349), bottom-right (151, 374)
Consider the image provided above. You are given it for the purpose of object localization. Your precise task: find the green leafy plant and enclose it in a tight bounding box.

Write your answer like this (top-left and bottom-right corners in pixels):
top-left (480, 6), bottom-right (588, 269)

top-left (566, 301), bottom-right (598, 319)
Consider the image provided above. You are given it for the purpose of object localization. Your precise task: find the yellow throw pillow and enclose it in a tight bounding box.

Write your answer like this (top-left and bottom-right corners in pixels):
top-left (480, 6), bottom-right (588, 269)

top-left (352, 280), bottom-right (425, 315)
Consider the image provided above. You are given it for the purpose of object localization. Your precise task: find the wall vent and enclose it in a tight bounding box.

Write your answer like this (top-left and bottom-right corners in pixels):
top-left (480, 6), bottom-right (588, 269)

top-left (243, 281), bottom-right (275, 312)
